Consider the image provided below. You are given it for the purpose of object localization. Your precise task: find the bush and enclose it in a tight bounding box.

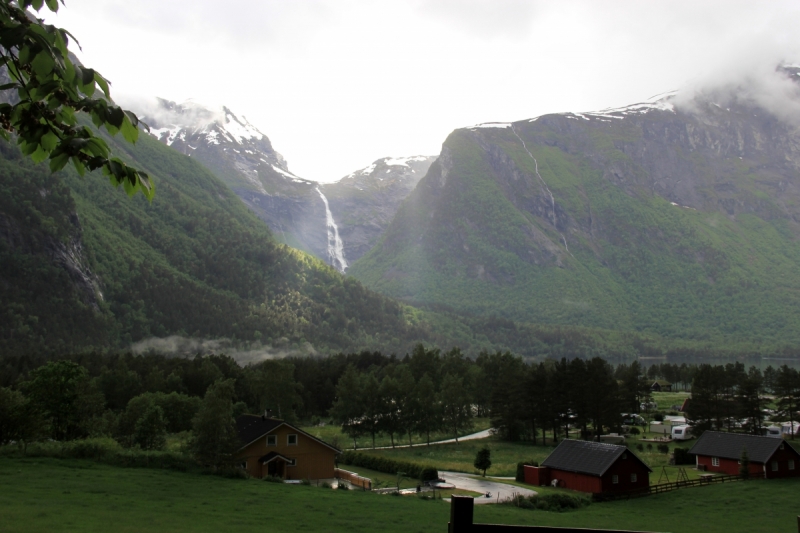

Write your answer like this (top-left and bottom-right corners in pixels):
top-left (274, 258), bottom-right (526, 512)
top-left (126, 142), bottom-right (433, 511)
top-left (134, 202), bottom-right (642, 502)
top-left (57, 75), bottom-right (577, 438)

top-left (673, 447), bottom-right (693, 465)
top-left (628, 427), bottom-right (640, 435)
top-left (653, 413), bottom-right (664, 422)
top-left (636, 443), bottom-right (644, 451)
top-left (337, 482), bottom-right (349, 490)
top-left (646, 443), bottom-right (653, 451)
top-left (420, 466), bottom-right (439, 482)
top-left (263, 475), bottom-right (283, 483)
top-left (657, 444), bottom-right (670, 454)
top-left (320, 481), bottom-right (332, 489)
top-left (516, 460), bottom-right (539, 482)
top-left (506, 493), bottom-right (590, 512)
top-left (339, 451), bottom-right (437, 482)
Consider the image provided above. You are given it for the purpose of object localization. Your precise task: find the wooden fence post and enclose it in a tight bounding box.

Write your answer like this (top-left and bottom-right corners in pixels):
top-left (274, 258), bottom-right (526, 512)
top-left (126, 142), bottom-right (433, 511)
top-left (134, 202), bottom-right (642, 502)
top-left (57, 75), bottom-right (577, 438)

top-left (449, 495), bottom-right (474, 533)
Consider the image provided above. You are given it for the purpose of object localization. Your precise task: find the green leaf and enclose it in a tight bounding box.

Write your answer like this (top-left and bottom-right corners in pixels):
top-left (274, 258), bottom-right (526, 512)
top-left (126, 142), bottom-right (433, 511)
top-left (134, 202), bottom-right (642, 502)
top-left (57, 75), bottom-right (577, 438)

top-left (45, 0), bottom-right (59, 12)
top-left (94, 74), bottom-right (110, 100)
top-left (30, 0), bottom-right (45, 11)
top-left (40, 130), bottom-right (59, 151)
top-left (120, 115), bottom-right (139, 144)
top-left (30, 145), bottom-right (48, 163)
top-left (71, 156), bottom-right (85, 176)
top-left (31, 50), bottom-right (56, 78)
top-left (49, 152), bottom-right (70, 172)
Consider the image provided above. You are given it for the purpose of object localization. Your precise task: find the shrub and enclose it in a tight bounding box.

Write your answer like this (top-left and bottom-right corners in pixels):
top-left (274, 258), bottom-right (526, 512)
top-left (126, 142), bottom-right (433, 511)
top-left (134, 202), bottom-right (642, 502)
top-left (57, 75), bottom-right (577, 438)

top-left (673, 447), bottom-right (693, 465)
top-left (646, 443), bottom-right (653, 451)
top-left (636, 443), bottom-right (644, 451)
top-left (263, 475), bottom-right (283, 483)
top-left (339, 451), bottom-right (437, 482)
top-left (653, 413), bottom-right (664, 422)
top-left (337, 482), bottom-right (349, 490)
top-left (657, 444), bottom-right (670, 454)
top-left (516, 461), bottom-right (539, 482)
top-left (420, 466), bottom-right (439, 482)
top-left (505, 493), bottom-right (590, 512)
top-left (628, 427), bottom-right (640, 435)
top-left (321, 481), bottom-right (332, 489)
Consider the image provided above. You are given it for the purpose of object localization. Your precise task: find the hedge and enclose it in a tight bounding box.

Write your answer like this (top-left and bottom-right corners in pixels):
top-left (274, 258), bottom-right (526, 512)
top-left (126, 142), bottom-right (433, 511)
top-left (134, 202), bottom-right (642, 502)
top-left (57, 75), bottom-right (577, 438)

top-left (339, 451), bottom-right (438, 481)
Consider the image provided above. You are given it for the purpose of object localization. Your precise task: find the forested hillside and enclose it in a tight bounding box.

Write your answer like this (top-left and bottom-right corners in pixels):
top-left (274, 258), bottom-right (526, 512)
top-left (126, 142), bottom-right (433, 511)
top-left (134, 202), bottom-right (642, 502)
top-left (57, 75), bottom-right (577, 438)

top-left (0, 130), bottom-right (435, 356)
top-left (350, 67), bottom-right (800, 347)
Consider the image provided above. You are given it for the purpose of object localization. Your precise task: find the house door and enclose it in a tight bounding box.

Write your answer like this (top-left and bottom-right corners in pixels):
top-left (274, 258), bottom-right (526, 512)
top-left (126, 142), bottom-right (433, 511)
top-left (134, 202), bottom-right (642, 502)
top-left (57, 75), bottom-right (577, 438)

top-left (268, 460), bottom-right (285, 478)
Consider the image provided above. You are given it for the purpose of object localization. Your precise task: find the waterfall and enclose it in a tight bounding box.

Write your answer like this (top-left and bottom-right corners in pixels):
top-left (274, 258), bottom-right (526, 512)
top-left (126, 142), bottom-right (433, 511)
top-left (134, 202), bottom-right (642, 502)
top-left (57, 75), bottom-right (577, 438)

top-left (511, 124), bottom-right (571, 254)
top-left (316, 188), bottom-right (348, 272)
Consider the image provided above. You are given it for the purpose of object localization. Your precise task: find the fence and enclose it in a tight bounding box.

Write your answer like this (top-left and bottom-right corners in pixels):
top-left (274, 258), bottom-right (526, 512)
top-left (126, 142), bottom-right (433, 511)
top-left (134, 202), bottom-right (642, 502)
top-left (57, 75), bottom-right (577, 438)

top-left (448, 496), bottom-right (658, 533)
top-left (593, 472), bottom-right (765, 502)
top-left (334, 467), bottom-right (372, 490)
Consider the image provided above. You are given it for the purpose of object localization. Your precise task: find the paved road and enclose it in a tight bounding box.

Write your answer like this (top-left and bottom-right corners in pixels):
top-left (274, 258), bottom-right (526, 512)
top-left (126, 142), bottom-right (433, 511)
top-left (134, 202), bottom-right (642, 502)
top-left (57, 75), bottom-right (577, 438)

top-left (371, 428), bottom-right (495, 450)
top-left (438, 471), bottom-right (537, 505)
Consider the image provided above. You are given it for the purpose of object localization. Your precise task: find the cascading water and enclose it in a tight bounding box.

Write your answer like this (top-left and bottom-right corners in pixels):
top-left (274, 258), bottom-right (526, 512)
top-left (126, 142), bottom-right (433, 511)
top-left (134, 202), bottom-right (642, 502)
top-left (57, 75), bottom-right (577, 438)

top-left (316, 187), bottom-right (348, 272)
top-left (511, 124), bottom-right (571, 253)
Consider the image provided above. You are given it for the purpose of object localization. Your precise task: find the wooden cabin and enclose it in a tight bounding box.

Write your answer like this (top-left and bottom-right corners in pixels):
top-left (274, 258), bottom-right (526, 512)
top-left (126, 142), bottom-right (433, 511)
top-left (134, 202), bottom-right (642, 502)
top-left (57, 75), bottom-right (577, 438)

top-left (689, 431), bottom-right (800, 479)
top-left (234, 415), bottom-right (340, 480)
top-left (524, 439), bottom-right (651, 494)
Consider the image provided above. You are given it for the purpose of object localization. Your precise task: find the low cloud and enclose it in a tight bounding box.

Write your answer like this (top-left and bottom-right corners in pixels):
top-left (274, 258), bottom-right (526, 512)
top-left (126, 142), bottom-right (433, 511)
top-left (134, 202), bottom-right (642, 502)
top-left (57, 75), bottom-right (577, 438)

top-left (129, 335), bottom-right (319, 366)
top-left (116, 94), bottom-right (226, 130)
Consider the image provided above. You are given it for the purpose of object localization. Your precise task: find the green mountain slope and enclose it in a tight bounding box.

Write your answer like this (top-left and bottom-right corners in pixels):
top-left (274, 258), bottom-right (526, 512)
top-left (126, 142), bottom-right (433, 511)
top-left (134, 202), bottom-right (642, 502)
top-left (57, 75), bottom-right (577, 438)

top-left (0, 129), bottom-right (433, 356)
top-left (350, 69), bottom-right (800, 345)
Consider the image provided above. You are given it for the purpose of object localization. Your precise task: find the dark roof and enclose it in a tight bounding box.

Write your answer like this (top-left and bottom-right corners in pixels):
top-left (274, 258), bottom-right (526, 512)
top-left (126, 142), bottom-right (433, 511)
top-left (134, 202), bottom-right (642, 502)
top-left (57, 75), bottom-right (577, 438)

top-left (689, 431), bottom-right (799, 463)
top-left (236, 415), bottom-right (283, 448)
top-left (541, 439), bottom-right (652, 476)
top-left (258, 451), bottom-right (293, 464)
top-left (235, 415), bottom-right (341, 454)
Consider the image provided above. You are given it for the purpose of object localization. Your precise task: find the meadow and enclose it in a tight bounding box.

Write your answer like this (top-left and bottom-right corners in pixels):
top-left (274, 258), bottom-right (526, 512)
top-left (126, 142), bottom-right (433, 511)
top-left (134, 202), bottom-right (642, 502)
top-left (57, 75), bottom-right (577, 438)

top-left (1, 456), bottom-right (798, 533)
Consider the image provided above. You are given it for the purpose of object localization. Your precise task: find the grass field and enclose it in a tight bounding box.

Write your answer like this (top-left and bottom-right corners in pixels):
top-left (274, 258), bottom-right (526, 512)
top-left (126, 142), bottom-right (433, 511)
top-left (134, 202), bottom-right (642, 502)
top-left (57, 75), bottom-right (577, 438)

top-left (1, 457), bottom-right (798, 533)
top-left (650, 391), bottom-right (691, 410)
top-left (300, 418), bottom-right (492, 450)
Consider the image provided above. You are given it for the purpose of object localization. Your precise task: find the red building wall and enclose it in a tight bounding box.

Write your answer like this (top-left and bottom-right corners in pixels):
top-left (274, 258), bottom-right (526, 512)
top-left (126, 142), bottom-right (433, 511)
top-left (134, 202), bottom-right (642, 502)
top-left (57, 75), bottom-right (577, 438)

top-left (696, 455), bottom-right (762, 476)
top-left (764, 445), bottom-right (800, 479)
top-left (600, 457), bottom-right (650, 492)
top-left (523, 465), bottom-right (548, 486)
top-left (548, 468), bottom-right (603, 493)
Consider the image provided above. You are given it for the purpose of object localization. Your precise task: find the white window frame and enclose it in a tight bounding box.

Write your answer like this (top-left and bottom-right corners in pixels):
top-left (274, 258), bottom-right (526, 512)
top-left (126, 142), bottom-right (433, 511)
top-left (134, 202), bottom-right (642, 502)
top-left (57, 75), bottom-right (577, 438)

top-left (287, 458), bottom-right (297, 467)
top-left (630, 473), bottom-right (637, 483)
top-left (287, 434), bottom-right (298, 446)
top-left (612, 475), bottom-right (618, 484)
top-left (789, 460), bottom-right (795, 471)
top-left (771, 461), bottom-right (778, 472)
top-left (711, 457), bottom-right (719, 467)
top-left (267, 435), bottom-right (277, 446)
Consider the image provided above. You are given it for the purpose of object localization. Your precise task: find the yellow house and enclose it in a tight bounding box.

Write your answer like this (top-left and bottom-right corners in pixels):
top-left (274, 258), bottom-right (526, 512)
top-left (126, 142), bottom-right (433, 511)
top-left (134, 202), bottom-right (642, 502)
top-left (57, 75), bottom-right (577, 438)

top-left (234, 415), bottom-right (340, 480)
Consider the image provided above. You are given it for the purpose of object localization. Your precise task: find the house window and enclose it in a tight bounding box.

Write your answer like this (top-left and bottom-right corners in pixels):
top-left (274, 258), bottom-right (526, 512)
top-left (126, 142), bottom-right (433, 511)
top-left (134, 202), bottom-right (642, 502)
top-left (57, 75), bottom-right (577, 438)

top-left (630, 473), bottom-right (637, 483)
top-left (622, 453), bottom-right (627, 459)
top-left (789, 460), bottom-right (795, 471)
top-left (771, 461), bottom-right (778, 472)
top-left (239, 461), bottom-right (247, 470)
top-left (712, 457), bottom-right (719, 467)
top-left (287, 458), bottom-right (297, 467)
top-left (612, 475), bottom-right (618, 484)
top-left (780, 443), bottom-right (785, 450)
top-left (287, 434), bottom-right (298, 446)
top-left (267, 435), bottom-right (277, 446)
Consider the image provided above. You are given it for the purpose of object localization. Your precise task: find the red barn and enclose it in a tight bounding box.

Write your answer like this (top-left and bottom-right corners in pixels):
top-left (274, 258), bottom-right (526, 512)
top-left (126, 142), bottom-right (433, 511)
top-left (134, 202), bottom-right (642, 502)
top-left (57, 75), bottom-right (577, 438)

top-left (689, 431), bottom-right (800, 479)
top-left (524, 440), bottom-right (651, 494)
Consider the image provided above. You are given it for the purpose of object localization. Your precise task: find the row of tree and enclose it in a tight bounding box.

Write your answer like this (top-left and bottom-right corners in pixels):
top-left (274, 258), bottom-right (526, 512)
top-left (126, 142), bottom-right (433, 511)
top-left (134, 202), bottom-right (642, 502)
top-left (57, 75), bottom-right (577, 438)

top-left (687, 363), bottom-right (800, 437)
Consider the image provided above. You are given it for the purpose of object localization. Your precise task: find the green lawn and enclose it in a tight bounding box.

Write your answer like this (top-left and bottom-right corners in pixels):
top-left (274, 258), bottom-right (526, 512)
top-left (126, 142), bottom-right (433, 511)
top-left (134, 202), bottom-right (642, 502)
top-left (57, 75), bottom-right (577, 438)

top-left (300, 417), bottom-right (491, 450)
top-left (650, 391), bottom-right (691, 411)
top-left (1, 456), bottom-right (798, 533)
top-left (355, 436), bottom-right (557, 477)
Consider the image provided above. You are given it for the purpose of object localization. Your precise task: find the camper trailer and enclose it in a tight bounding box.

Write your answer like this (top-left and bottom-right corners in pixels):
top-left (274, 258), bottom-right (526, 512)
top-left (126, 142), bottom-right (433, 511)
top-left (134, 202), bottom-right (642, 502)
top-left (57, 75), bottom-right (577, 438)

top-left (671, 425), bottom-right (692, 441)
top-left (765, 425), bottom-right (782, 438)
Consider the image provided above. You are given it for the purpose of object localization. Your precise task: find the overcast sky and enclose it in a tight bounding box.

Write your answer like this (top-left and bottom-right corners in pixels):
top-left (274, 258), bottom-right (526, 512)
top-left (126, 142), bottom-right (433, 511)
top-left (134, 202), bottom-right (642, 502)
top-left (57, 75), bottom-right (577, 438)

top-left (45, 1), bottom-right (800, 183)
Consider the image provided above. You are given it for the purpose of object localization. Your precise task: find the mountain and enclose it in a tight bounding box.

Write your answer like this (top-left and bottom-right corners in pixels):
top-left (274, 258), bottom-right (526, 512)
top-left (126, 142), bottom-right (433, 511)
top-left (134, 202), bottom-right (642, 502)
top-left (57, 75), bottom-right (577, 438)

top-left (0, 121), bottom-right (447, 357)
top-left (319, 156), bottom-right (435, 266)
top-left (349, 66), bottom-right (800, 346)
top-left (137, 99), bottom-right (433, 271)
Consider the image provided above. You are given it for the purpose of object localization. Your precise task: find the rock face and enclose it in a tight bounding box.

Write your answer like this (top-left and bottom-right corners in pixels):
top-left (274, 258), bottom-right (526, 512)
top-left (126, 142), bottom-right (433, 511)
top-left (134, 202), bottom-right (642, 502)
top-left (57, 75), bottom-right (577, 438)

top-left (320, 156), bottom-right (435, 264)
top-left (349, 66), bottom-right (800, 344)
top-left (139, 99), bottom-right (433, 270)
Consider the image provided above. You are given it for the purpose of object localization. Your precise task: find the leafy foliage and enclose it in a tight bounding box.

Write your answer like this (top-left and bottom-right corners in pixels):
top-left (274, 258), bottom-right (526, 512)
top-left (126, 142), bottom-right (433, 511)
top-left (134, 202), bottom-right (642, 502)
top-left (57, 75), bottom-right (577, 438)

top-left (0, 0), bottom-right (152, 197)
